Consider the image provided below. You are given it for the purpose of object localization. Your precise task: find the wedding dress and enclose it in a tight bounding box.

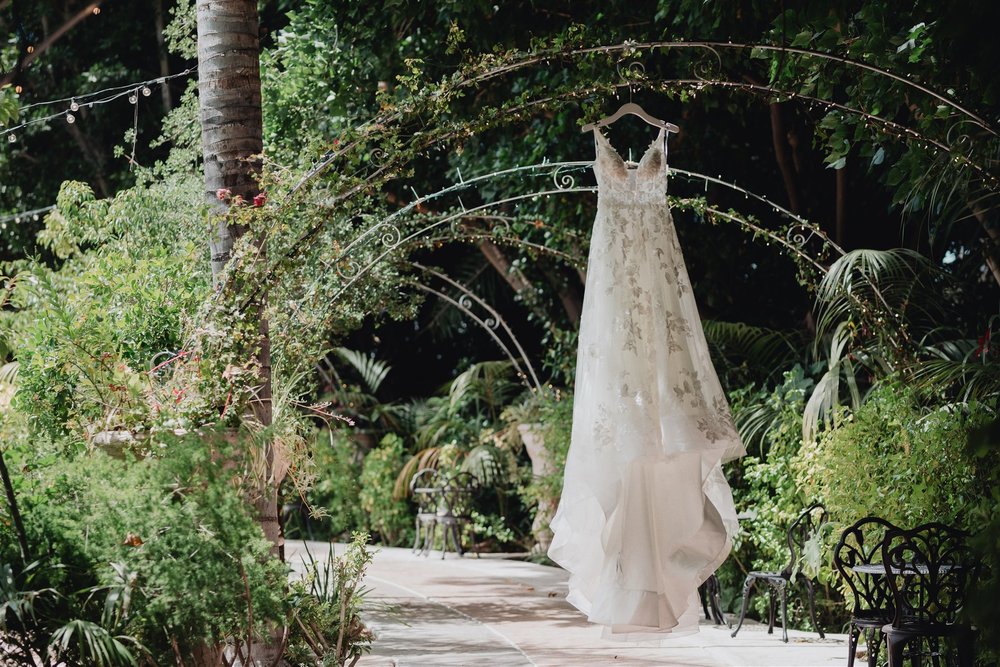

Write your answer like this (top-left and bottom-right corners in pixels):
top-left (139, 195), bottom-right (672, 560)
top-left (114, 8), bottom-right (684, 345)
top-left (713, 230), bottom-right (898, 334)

top-left (547, 126), bottom-right (745, 639)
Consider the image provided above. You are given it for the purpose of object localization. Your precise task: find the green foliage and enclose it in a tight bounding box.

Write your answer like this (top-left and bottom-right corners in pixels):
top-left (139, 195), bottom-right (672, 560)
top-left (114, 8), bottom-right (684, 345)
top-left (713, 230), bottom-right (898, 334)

top-left (730, 369), bottom-right (817, 573)
top-left (725, 368), bottom-right (836, 627)
top-left (502, 386), bottom-right (572, 517)
top-left (799, 385), bottom-right (997, 530)
top-left (288, 429), bottom-right (366, 542)
top-left (4, 178), bottom-right (208, 440)
top-left (0, 84), bottom-right (18, 126)
top-left (358, 434), bottom-right (413, 546)
top-left (285, 534), bottom-right (375, 666)
top-left (0, 433), bottom-right (287, 662)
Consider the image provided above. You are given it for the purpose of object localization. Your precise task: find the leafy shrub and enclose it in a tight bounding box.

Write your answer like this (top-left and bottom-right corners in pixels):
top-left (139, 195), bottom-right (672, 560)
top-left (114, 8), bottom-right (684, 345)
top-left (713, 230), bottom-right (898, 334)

top-left (359, 433), bottom-right (413, 546)
top-left (505, 386), bottom-right (573, 527)
top-left (286, 429), bottom-right (366, 541)
top-left (724, 367), bottom-right (838, 629)
top-left (2, 434), bottom-right (287, 662)
top-left (798, 384), bottom-right (997, 529)
top-left (285, 533), bottom-right (376, 666)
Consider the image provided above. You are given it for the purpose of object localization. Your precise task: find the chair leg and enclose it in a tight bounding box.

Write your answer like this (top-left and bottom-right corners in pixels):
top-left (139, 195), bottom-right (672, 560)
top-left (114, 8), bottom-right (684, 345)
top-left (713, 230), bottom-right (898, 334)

top-left (440, 522), bottom-right (450, 559)
top-left (956, 626), bottom-right (976, 667)
top-left (452, 523), bottom-right (465, 557)
top-left (779, 585), bottom-right (788, 644)
top-left (412, 518), bottom-right (421, 553)
top-left (886, 633), bottom-right (907, 667)
top-left (423, 522), bottom-right (435, 557)
top-left (708, 576), bottom-right (727, 626)
top-left (730, 576), bottom-right (755, 638)
top-left (802, 578), bottom-right (824, 638)
top-left (699, 583), bottom-right (711, 621)
top-left (866, 627), bottom-right (881, 667)
top-left (766, 588), bottom-right (776, 635)
top-left (847, 624), bottom-right (859, 667)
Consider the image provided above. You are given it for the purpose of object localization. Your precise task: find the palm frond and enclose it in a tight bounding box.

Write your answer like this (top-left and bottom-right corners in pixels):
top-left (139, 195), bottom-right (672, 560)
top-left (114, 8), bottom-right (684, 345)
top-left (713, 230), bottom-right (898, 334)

top-left (802, 322), bottom-right (862, 443)
top-left (50, 619), bottom-right (137, 667)
top-left (334, 347), bottom-right (391, 395)
top-left (460, 443), bottom-right (512, 487)
top-left (0, 361), bottom-right (18, 386)
top-left (908, 358), bottom-right (1000, 402)
top-left (702, 320), bottom-right (802, 381)
top-left (394, 447), bottom-right (443, 498)
top-left (815, 248), bottom-right (945, 346)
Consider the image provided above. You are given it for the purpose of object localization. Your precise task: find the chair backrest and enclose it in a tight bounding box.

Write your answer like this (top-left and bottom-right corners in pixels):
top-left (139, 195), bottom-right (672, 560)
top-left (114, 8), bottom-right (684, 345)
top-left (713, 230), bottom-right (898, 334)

top-left (410, 468), bottom-right (442, 514)
top-left (833, 516), bottom-right (899, 615)
top-left (882, 522), bottom-right (975, 628)
top-left (437, 471), bottom-right (479, 518)
top-left (782, 502), bottom-right (827, 578)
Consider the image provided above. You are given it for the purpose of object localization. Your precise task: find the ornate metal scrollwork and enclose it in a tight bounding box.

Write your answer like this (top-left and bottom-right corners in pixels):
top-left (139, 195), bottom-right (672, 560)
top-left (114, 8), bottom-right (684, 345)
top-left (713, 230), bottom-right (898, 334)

top-left (616, 60), bottom-right (647, 83)
top-left (785, 224), bottom-right (816, 249)
top-left (552, 164), bottom-right (577, 190)
top-left (379, 222), bottom-right (402, 247)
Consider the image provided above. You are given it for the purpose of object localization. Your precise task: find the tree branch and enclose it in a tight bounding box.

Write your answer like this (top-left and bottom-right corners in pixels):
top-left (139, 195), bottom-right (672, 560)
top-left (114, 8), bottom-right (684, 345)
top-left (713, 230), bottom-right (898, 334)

top-left (0, 2), bottom-right (105, 88)
top-left (769, 101), bottom-right (802, 215)
top-left (835, 167), bottom-right (846, 246)
top-left (970, 204), bottom-right (1000, 287)
top-left (478, 238), bottom-right (532, 293)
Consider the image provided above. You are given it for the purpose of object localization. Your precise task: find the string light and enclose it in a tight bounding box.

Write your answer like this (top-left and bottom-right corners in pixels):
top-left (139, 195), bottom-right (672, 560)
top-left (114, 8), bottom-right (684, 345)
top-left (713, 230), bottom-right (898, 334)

top-left (1, 67), bottom-right (196, 142)
top-left (0, 205), bottom-right (56, 226)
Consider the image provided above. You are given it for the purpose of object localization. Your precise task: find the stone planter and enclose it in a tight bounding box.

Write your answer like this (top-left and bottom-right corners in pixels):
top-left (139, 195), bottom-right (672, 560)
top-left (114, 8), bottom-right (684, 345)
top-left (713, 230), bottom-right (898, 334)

top-left (518, 423), bottom-right (555, 553)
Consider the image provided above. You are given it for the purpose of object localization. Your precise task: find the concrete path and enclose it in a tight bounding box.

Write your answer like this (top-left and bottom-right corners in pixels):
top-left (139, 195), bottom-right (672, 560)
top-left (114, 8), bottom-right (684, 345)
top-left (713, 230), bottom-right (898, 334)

top-left (286, 542), bottom-right (848, 667)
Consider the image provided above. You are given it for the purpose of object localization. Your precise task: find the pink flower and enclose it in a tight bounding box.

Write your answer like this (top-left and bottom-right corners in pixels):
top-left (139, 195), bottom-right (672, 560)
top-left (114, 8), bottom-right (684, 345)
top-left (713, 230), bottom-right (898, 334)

top-left (253, 192), bottom-right (267, 207)
top-left (216, 188), bottom-right (232, 201)
top-left (975, 328), bottom-right (992, 360)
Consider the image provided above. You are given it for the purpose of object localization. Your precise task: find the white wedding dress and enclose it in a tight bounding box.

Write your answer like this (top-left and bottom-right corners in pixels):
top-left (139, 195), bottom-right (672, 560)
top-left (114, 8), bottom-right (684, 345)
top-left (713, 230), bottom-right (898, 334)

top-left (547, 126), bottom-right (745, 639)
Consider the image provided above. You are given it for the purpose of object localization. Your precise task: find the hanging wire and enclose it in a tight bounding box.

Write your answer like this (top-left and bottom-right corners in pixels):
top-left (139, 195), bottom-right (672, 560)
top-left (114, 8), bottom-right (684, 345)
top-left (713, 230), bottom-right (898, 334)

top-left (0, 68), bottom-right (196, 142)
top-left (0, 204), bottom-right (56, 226)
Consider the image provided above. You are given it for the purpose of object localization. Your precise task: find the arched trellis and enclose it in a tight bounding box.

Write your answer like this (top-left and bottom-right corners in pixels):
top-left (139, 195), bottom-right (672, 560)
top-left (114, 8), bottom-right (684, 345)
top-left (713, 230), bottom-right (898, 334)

top-left (297, 159), bottom-right (842, 392)
top-left (285, 39), bottom-right (998, 202)
top-left (238, 37), bottom-right (999, 308)
top-left (408, 261), bottom-right (543, 390)
top-left (321, 161), bottom-right (844, 303)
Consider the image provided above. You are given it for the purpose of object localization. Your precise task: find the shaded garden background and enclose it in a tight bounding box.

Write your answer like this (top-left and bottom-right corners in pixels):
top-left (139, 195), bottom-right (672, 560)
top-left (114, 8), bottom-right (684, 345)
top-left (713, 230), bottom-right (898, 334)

top-left (1, 0), bottom-right (999, 664)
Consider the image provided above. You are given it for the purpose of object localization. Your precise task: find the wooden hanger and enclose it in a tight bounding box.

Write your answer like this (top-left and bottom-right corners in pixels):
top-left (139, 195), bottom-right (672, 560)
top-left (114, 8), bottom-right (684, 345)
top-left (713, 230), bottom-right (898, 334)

top-left (581, 102), bottom-right (680, 133)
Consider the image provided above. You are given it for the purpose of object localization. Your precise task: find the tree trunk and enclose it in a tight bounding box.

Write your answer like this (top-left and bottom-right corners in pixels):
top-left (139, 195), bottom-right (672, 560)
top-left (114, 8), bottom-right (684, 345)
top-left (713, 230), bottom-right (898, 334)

top-left (197, 0), bottom-right (262, 283)
top-left (196, 3), bottom-right (280, 663)
top-left (153, 0), bottom-right (173, 111)
top-left (768, 101), bottom-right (802, 215)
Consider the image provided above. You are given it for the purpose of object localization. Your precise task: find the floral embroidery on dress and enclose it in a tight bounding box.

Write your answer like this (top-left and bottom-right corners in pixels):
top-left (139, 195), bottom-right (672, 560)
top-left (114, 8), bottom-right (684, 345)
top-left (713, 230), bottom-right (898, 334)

top-left (548, 126), bottom-right (745, 638)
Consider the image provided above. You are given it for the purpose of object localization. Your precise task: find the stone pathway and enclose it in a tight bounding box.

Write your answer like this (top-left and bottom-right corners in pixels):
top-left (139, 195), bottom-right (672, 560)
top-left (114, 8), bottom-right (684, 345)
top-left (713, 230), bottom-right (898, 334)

top-left (286, 542), bottom-right (848, 667)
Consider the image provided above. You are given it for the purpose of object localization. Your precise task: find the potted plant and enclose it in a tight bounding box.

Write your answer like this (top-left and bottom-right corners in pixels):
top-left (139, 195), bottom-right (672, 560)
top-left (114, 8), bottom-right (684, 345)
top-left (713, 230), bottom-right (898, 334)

top-left (500, 386), bottom-right (572, 553)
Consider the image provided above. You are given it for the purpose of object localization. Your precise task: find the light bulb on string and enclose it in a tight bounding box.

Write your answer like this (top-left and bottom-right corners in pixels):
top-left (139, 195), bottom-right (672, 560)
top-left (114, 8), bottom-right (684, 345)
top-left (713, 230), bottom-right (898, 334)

top-left (70, 100), bottom-right (79, 112)
top-left (6, 134), bottom-right (15, 143)
top-left (129, 92), bottom-right (138, 104)
top-left (66, 113), bottom-right (75, 124)
top-left (141, 86), bottom-right (151, 97)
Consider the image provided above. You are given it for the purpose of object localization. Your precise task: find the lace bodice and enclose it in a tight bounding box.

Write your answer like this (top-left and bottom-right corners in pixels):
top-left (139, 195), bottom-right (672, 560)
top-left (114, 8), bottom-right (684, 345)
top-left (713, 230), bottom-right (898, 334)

top-left (593, 127), bottom-right (669, 204)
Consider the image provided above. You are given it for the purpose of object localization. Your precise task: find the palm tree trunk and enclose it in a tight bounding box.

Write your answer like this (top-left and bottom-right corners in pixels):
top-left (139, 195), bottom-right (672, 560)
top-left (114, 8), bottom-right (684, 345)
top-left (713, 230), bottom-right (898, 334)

top-left (197, 0), bottom-right (262, 282)
top-left (196, 5), bottom-right (281, 663)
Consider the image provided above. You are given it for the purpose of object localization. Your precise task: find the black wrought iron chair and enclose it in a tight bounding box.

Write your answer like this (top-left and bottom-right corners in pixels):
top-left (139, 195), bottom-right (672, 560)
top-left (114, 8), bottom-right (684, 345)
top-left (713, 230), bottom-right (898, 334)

top-left (881, 522), bottom-right (977, 667)
top-left (698, 573), bottom-right (728, 626)
top-left (833, 516), bottom-right (900, 667)
top-left (435, 471), bottom-right (480, 559)
top-left (409, 467), bottom-right (442, 556)
top-left (731, 502), bottom-right (827, 643)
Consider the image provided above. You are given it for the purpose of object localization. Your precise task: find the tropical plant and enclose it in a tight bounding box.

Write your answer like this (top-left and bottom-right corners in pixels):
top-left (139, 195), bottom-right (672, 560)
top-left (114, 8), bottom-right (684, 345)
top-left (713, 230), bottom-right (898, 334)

top-left (358, 434), bottom-right (413, 546)
top-left (396, 361), bottom-right (522, 491)
top-left (285, 533), bottom-right (376, 666)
